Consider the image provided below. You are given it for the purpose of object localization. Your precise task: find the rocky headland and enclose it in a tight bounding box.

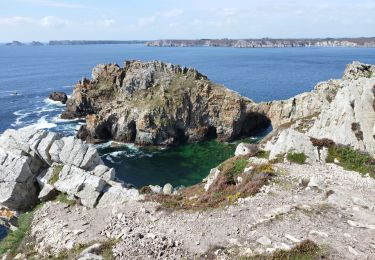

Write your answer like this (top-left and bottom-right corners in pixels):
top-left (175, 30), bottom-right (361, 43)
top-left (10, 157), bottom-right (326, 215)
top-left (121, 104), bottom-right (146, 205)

top-left (1, 61), bottom-right (375, 259)
top-left (63, 60), bottom-right (269, 145)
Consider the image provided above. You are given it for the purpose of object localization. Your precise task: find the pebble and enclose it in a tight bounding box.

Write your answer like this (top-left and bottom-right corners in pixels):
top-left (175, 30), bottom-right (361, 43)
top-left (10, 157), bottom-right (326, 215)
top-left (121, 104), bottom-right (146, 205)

top-left (285, 234), bottom-right (301, 243)
top-left (256, 236), bottom-right (272, 246)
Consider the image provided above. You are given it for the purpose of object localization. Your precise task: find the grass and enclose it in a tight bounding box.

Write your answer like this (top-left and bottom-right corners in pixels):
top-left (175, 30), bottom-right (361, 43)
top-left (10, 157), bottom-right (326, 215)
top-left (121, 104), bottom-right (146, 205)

top-left (240, 240), bottom-right (322, 260)
top-left (49, 164), bottom-right (63, 185)
top-left (326, 145), bottom-right (375, 178)
top-left (0, 203), bottom-right (44, 257)
top-left (287, 152), bottom-right (307, 164)
top-left (256, 150), bottom-right (270, 159)
top-left (55, 193), bottom-right (77, 207)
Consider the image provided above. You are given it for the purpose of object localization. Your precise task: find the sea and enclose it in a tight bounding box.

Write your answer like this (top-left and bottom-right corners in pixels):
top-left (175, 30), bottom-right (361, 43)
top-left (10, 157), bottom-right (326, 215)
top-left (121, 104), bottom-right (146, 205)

top-left (0, 44), bottom-right (375, 188)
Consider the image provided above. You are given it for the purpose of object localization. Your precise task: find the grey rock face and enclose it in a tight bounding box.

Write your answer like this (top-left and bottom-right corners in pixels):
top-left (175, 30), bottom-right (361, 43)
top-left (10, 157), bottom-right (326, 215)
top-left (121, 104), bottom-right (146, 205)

top-left (97, 185), bottom-right (141, 208)
top-left (0, 148), bottom-right (40, 210)
top-left (0, 128), bottom-right (119, 210)
top-left (235, 143), bottom-right (259, 157)
top-left (54, 165), bottom-right (107, 208)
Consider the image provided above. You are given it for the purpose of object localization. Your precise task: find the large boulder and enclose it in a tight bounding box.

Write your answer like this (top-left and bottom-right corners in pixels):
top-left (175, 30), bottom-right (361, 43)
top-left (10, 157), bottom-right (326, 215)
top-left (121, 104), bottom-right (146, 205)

top-left (49, 136), bottom-right (102, 170)
top-left (54, 165), bottom-right (107, 208)
top-left (264, 129), bottom-right (325, 163)
top-left (65, 60), bottom-right (270, 145)
top-left (49, 92), bottom-right (68, 104)
top-left (96, 184), bottom-right (141, 208)
top-left (0, 127), bottom-right (118, 210)
top-left (0, 148), bottom-right (41, 210)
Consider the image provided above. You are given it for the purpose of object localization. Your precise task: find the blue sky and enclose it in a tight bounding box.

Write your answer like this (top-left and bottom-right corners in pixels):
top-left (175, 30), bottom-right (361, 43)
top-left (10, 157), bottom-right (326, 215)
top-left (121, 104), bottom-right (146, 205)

top-left (0, 0), bottom-right (374, 41)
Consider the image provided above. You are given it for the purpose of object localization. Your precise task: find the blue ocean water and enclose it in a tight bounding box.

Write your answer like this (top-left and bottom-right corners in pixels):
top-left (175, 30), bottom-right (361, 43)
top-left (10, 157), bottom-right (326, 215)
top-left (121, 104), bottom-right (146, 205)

top-left (0, 44), bottom-right (374, 187)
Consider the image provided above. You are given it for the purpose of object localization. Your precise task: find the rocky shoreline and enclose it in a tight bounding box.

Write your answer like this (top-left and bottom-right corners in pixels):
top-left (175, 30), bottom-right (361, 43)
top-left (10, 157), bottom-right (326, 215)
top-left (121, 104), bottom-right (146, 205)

top-left (1, 61), bottom-right (375, 259)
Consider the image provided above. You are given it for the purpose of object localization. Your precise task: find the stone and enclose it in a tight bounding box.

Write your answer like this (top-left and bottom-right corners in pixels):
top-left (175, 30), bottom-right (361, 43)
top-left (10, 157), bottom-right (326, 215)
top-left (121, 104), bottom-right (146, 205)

top-left (307, 177), bottom-right (324, 189)
top-left (97, 186), bottom-right (141, 208)
top-left (256, 236), bottom-right (272, 246)
top-left (54, 165), bottom-right (106, 208)
top-left (0, 148), bottom-right (40, 210)
top-left (77, 253), bottom-right (104, 260)
top-left (203, 168), bottom-right (220, 191)
top-left (163, 183), bottom-right (173, 195)
top-left (264, 129), bottom-right (323, 163)
top-left (285, 234), bottom-right (301, 243)
top-left (79, 243), bottom-right (103, 256)
top-left (235, 143), bottom-right (259, 156)
top-left (36, 132), bottom-right (60, 165)
top-left (309, 230), bottom-right (328, 238)
top-left (149, 185), bottom-right (162, 194)
top-left (92, 165), bottom-right (115, 181)
top-left (54, 137), bottom-right (102, 170)
top-left (49, 92), bottom-right (68, 104)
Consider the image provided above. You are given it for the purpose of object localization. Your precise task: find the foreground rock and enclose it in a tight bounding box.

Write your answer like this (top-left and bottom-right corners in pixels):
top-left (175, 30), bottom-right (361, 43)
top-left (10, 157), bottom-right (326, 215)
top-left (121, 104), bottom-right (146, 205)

top-left (64, 60), bottom-right (269, 145)
top-left (0, 127), bottom-right (141, 211)
top-left (48, 92), bottom-right (68, 104)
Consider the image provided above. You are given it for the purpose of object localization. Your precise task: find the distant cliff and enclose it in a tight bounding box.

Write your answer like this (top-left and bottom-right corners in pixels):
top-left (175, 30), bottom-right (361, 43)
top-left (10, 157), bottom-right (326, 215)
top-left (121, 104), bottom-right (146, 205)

top-left (146, 37), bottom-right (375, 48)
top-left (48, 40), bottom-right (146, 45)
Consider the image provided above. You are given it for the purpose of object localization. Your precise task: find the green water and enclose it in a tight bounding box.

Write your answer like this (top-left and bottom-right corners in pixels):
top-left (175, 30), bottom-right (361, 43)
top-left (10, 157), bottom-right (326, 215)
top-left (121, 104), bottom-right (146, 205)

top-left (99, 128), bottom-right (271, 188)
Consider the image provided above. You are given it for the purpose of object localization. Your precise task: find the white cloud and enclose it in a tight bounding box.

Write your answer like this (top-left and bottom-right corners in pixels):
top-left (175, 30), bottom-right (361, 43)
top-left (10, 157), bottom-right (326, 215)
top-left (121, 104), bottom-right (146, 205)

top-left (40, 16), bottom-right (69, 28)
top-left (131, 9), bottom-right (184, 29)
top-left (17, 0), bottom-right (85, 9)
top-left (103, 19), bottom-right (115, 27)
top-left (0, 16), bottom-right (34, 26)
top-left (137, 15), bottom-right (157, 27)
top-left (160, 9), bottom-right (183, 18)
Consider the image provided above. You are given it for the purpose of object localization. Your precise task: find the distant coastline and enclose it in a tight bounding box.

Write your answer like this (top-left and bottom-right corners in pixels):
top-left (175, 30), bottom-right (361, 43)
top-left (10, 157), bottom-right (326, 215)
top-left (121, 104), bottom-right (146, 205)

top-left (3, 37), bottom-right (375, 48)
top-left (146, 37), bottom-right (375, 48)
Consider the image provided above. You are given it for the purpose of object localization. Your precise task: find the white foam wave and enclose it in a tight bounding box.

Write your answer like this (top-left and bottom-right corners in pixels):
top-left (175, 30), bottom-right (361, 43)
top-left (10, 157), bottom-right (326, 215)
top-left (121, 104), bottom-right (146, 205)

top-left (51, 115), bottom-right (82, 123)
top-left (21, 116), bottom-right (57, 130)
top-left (43, 98), bottom-right (66, 107)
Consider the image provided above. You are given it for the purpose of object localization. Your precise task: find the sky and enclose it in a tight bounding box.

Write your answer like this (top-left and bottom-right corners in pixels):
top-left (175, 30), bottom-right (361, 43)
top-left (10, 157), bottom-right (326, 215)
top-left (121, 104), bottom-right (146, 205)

top-left (0, 0), bottom-right (374, 41)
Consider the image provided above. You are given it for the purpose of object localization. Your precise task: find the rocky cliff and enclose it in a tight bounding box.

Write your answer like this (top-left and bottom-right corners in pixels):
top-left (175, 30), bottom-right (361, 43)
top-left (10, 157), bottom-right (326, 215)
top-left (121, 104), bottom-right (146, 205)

top-left (64, 60), bottom-right (269, 145)
top-left (0, 127), bottom-right (140, 211)
top-left (259, 61), bottom-right (375, 160)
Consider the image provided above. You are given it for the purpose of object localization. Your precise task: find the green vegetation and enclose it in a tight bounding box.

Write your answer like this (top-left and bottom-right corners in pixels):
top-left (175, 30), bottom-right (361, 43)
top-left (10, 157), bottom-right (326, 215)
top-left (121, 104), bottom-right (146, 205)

top-left (241, 240), bottom-right (322, 260)
top-left (219, 157), bottom-right (249, 184)
top-left (0, 203), bottom-right (44, 257)
top-left (256, 150), bottom-right (270, 159)
top-left (0, 212), bottom-right (33, 256)
top-left (49, 164), bottom-right (63, 185)
top-left (55, 193), bottom-right (77, 207)
top-left (151, 157), bottom-right (275, 210)
top-left (327, 145), bottom-right (375, 178)
top-left (53, 240), bottom-right (117, 260)
top-left (287, 152), bottom-right (307, 164)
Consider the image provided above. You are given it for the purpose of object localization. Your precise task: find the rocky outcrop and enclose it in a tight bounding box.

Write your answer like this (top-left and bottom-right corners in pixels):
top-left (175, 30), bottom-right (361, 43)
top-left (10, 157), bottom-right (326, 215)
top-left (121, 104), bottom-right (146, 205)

top-left (261, 62), bottom-right (375, 159)
top-left (48, 92), bottom-right (67, 104)
top-left (0, 127), bottom-right (141, 211)
top-left (64, 60), bottom-right (269, 145)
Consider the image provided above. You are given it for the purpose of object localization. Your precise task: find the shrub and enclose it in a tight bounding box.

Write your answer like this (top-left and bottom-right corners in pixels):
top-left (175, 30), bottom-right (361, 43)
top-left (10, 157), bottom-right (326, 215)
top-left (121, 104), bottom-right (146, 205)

top-left (240, 239), bottom-right (322, 260)
top-left (287, 152), bottom-right (307, 164)
top-left (256, 150), bottom-right (270, 159)
top-left (327, 145), bottom-right (375, 178)
top-left (55, 193), bottom-right (77, 207)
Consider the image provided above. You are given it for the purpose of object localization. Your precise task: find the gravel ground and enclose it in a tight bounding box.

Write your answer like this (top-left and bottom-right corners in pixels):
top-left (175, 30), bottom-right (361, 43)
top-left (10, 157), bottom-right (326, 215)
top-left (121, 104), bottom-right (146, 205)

top-left (28, 162), bottom-right (375, 259)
